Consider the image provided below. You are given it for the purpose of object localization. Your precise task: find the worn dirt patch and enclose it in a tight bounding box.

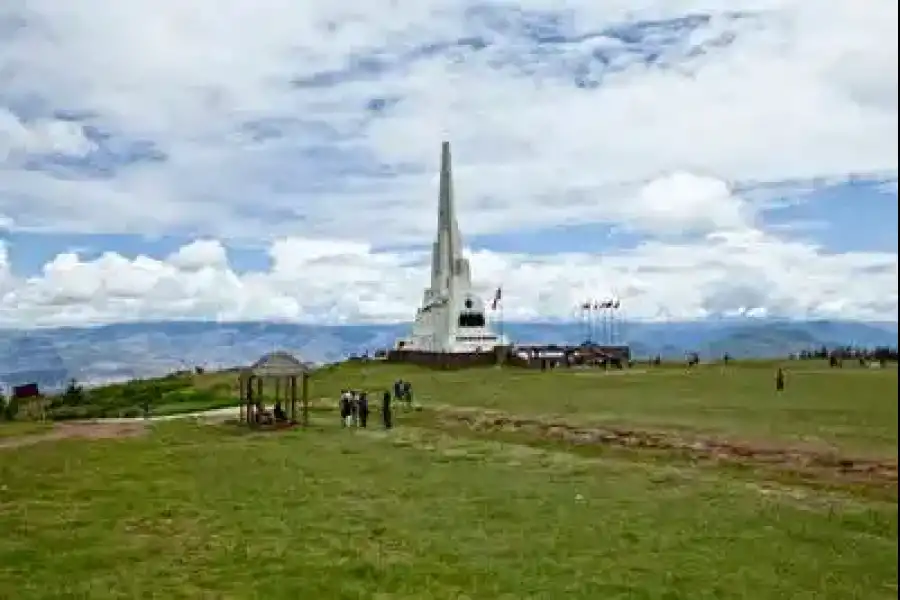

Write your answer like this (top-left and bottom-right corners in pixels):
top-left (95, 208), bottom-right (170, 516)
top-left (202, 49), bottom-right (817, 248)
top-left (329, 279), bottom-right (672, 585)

top-left (0, 421), bottom-right (148, 450)
top-left (437, 409), bottom-right (899, 489)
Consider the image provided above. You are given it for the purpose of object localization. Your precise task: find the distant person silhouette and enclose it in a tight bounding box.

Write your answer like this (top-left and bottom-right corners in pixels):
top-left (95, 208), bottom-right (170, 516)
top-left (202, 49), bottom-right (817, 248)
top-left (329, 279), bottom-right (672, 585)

top-left (358, 392), bottom-right (369, 428)
top-left (382, 390), bottom-right (393, 429)
top-left (775, 368), bottom-right (785, 392)
top-left (402, 381), bottom-right (413, 408)
top-left (339, 389), bottom-right (352, 427)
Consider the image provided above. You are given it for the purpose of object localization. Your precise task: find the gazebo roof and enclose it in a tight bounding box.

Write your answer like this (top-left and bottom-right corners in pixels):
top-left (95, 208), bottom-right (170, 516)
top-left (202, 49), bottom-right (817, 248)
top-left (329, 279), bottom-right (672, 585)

top-left (244, 351), bottom-right (310, 377)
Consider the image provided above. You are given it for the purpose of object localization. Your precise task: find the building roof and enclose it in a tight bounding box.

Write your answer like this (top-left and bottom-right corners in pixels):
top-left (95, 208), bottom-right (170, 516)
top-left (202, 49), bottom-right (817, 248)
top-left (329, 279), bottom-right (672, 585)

top-left (245, 351), bottom-right (310, 376)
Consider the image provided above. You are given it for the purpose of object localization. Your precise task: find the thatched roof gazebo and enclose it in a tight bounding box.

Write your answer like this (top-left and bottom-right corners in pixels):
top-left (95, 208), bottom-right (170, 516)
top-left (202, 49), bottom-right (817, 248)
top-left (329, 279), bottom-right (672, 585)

top-left (238, 351), bottom-right (310, 427)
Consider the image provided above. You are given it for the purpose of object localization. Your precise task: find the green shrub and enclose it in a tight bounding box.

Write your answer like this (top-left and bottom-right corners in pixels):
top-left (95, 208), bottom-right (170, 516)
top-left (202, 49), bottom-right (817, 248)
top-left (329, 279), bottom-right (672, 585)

top-left (60, 379), bottom-right (87, 406)
top-left (117, 406), bottom-right (144, 418)
top-left (3, 396), bottom-right (20, 421)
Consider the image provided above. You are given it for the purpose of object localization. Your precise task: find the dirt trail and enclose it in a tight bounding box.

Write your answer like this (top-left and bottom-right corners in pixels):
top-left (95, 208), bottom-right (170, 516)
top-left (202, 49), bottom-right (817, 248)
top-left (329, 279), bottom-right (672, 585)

top-left (0, 421), bottom-right (148, 450)
top-left (436, 408), bottom-right (898, 488)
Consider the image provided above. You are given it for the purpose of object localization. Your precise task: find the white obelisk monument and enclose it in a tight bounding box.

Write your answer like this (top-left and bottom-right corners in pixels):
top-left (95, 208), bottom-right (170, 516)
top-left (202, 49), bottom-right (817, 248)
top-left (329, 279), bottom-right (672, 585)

top-left (395, 141), bottom-right (506, 353)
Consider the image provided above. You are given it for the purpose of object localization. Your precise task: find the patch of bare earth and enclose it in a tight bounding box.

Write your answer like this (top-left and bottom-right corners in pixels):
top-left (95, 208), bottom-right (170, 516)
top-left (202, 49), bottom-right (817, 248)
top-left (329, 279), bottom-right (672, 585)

top-left (437, 408), bottom-right (898, 490)
top-left (0, 421), bottom-right (147, 450)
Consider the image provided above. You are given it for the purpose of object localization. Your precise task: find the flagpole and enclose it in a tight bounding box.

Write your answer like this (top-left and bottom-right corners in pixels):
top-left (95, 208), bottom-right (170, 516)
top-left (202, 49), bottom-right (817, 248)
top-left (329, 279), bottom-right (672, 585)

top-left (492, 286), bottom-right (504, 345)
top-left (603, 304), bottom-right (609, 345)
top-left (609, 302), bottom-right (615, 345)
top-left (499, 298), bottom-right (504, 345)
top-left (586, 301), bottom-right (593, 343)
top-left (586, 302), bottom-right (591, 343)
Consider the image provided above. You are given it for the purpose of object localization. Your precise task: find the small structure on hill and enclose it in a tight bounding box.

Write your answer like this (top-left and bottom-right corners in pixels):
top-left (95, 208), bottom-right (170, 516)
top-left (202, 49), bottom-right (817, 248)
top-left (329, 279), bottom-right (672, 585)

top-left (238, 351), bottom-right (310, 427)
top-left (12, 382), bottom-right (40, 401)
top-left (5, 382), bottom-right (47, 421)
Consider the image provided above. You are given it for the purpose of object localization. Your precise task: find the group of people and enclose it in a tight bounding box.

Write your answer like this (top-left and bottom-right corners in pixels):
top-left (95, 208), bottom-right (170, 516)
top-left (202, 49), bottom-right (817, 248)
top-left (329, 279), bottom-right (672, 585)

top-left (339, 389), bottom-right (390, 429)
top-left (392, 379), bottom-right (414, 409)
top-left (338, 379), bottom-right (415, 430)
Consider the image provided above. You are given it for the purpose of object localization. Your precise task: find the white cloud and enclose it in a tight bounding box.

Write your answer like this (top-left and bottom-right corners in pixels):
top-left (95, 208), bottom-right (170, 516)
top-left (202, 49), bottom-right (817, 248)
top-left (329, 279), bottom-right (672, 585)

top-left (167, 239), bottom-right (230, 271)
top-left (0, 109), bottom-right (94, 161)
top-left (623, 172), bottom-right (749, 234)
top-left (1, 218), bottom-right (897, 328)
top-left (0, 0), bottom-right (896, 327)
top-left (0, 0), bottom-right (896, 242)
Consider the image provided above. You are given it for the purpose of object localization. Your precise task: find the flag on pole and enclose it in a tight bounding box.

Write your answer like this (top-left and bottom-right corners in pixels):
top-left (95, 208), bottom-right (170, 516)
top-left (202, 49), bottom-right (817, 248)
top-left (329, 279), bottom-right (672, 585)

top-left (491, 287), bottom-right (502, 310)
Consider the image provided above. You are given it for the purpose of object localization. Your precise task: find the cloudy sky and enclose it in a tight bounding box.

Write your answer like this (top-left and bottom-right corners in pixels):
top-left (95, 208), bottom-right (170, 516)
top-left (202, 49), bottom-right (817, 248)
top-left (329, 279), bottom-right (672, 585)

top-left (0, 0), bottom-right (897, 328)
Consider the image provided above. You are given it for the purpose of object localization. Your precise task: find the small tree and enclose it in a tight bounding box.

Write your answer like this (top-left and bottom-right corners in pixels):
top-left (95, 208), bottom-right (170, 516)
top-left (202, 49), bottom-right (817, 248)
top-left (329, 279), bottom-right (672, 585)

top-left (62, 378), bottom-right (86, 406)
top-left (3, 396), bottom-right (20, 421)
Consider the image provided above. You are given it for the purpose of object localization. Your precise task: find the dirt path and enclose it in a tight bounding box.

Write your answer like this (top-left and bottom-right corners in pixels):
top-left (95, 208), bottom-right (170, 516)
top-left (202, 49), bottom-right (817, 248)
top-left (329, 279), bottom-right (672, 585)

top-left (0, 421), bottom-right (148, 450)
top-left (435, 408), bottom-right (898, 490)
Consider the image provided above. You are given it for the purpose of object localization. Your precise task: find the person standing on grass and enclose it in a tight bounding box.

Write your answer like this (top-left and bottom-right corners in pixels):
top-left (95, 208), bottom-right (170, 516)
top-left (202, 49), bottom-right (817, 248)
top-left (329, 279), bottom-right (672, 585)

top-left (775, 368), bottom-right (785, 392)
top-left (350, 390), bottom-right (360, 427)
top-left (358, 391), bottom-right (369, 429)
top-left (382, 389), bottom-right (393, 429)
top-left (339, 389), bottom-right (351, 427)
top-left (402, 380), bottom-right (413, 409)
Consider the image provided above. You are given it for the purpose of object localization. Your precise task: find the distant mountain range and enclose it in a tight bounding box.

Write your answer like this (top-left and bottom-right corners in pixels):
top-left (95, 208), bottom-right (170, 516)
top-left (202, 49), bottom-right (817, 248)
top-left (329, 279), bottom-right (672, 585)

top-left (0, 319), bottom-right (896, 391)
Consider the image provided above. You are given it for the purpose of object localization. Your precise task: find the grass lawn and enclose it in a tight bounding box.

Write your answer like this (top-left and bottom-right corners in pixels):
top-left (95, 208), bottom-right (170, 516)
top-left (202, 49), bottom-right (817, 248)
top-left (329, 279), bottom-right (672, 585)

top-left (150, 395), bottom-right (241, 417)
top-left (303, 361), bottom-right (899, 457)
top-left (1, 419), bottom-right (896, 600)
top-left (1, 362), bottom-right (896, 599)
top-left (0, 421), bottom-right (52, 439)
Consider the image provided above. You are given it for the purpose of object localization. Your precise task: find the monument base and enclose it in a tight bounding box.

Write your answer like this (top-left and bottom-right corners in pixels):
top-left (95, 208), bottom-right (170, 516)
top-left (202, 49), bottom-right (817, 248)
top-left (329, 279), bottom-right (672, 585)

top-left (386, 348), bottom-right (506, 370)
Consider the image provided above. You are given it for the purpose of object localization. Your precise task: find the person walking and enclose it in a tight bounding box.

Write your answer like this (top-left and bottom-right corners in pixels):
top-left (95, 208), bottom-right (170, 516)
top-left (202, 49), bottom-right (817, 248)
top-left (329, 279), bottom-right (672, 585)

top-left (402, 380), bottom-right (413, 409)
top-left (382, 389), bottom-right (393, 429)
top-left (358, 391), bottom-right (370, 428)
top-left (348, 391), bottom-right (358, 427)
top-left (339, 389), bottom-right (352, 427)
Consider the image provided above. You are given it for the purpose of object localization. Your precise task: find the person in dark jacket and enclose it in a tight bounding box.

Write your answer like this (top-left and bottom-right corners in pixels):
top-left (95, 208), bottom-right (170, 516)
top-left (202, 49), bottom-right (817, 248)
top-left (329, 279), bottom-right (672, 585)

top-left (775, 368), bottom-right (785, 392)
top-left (350, 391), bottom-right (359, 427)
top-left (358, 392), bottom-right (370, 428)
top-left (339, 389), bottom-right (351, 427)
top-left (382, 390), bottom-right (393, 429)
top-left (402, 380), bottom-right (413, 409)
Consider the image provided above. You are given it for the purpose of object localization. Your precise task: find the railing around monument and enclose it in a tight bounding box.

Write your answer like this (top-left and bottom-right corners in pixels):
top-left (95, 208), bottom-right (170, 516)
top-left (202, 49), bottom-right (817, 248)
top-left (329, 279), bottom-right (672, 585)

top-left (386, 343), bottom-right (631, 370)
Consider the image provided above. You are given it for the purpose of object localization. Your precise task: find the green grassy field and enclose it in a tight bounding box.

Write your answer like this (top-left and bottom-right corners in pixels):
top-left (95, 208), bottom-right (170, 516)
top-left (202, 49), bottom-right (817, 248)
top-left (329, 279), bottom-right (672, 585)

top-left (302, 360), bottom-right (898, 457)
top-left (0, 361), bottom-right (896, 599)
top-left (0, 421), bottom-right (52, 439)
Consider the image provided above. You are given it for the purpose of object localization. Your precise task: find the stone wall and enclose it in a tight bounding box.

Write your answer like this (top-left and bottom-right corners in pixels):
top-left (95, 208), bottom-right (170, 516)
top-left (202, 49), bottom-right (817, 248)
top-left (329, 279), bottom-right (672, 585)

top-left (386, 350), bottom-right (501, 369)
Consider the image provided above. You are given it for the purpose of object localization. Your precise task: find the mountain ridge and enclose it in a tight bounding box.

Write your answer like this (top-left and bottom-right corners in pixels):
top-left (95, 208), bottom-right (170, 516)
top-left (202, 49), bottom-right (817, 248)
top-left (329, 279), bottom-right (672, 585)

top-left (1, 319), bottom-right (896, 391)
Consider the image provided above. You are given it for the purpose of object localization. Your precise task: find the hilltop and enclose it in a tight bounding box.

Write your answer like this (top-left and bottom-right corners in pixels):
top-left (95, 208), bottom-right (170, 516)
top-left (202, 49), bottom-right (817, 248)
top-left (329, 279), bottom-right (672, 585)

top-left (1, 358), bottom-right (896, 598)
top-left (1, 318), bottom-right (896, 390)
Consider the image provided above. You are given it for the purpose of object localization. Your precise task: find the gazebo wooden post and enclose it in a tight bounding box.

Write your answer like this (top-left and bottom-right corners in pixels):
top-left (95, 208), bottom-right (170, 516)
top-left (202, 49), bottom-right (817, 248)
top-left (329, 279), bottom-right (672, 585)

top-left (244, 374), bottom-right (250, 424)
top-left (238, 373), bottom-right (245, 423)
top-left (289, 375), bottom-right (297, 424)
top-left (247, 374), bottom-right (256, 424)
top-left (256, 376), bottom-right (264, 411)
top-left (301, 374), bottom-right (310, 426)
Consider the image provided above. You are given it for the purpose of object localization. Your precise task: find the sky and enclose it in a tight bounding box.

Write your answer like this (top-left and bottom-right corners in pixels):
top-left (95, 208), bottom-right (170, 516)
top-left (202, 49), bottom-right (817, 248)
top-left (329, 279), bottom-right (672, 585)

top-left (0, 0), bottom-right (897, 329)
